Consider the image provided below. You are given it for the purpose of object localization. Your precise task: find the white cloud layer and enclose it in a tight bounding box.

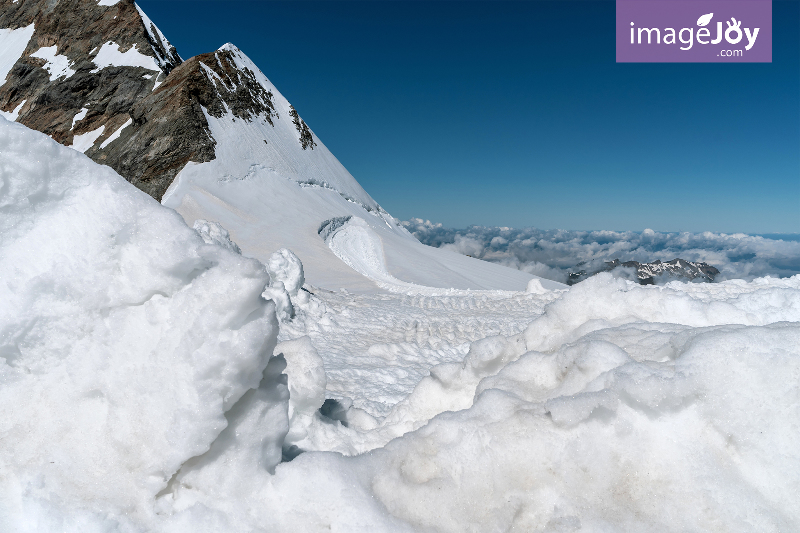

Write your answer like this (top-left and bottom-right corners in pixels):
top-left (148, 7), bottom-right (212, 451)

top-left (402, 219), bottom-right (800, 283)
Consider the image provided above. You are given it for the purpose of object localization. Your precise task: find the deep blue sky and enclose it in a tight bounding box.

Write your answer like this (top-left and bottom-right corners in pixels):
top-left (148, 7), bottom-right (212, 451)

top-left (137, 1), bottom-right (799, 233)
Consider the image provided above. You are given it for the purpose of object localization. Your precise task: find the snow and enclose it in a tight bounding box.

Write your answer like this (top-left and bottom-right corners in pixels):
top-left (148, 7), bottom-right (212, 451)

top-left (98, 0), bottom-right (121, 5)
top-left (31, 46), bottom-right (76, 81)
top-left (99, 117), bottom-right (132, 148)
top-left (0, 116), bottom-right (281, 530)
top-left (1, 117), bottom-right (799, 531)
top-left (267, 247), bottom-right (305, 297)
top-left (91, 41), bottom-right (160, 72)
top-left (162, 45), bottom-right (561, 294)
top-left (134, 2), bottom-right (183, 71)
top-left (193, 219), bottom-right (242, 254)
top-left (0, 24), bottom-right (34, 84)
top-left (70, 124), bottom-right (105, 152)
top-left (71, 107), bottom-right (88, 129)
top-left (2, 6), bottom-right (798, 527)
top-left (0, 99), bottom-right (24, 121)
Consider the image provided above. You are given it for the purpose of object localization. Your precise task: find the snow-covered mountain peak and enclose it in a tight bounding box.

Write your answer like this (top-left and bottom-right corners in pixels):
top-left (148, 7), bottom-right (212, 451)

top-left (218, 42), bottom-right (239, 53)
top-left (1, 0), bottom-right (557, 292)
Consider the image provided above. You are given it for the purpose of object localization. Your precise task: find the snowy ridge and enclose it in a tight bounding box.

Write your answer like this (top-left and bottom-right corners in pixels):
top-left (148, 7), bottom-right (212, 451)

top-left (134, 2), bottom-right (183, 74)
top-left (3, 119), bottom-right (799, 530)
top-left (569, 257), bottom-right (720, 285)
top-left (11, 6), bottom-right (797, 529)
top-left (163, 43), bottom-right (559, 292)
top-left (205, 43), bottom-right (381, 212)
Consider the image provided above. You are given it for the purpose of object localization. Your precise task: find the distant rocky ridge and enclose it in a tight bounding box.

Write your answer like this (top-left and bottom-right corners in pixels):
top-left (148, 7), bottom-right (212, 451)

top-left (0, 0), bottom-right (318, 200)
top-left (568, 258), bottom-right (720, 285)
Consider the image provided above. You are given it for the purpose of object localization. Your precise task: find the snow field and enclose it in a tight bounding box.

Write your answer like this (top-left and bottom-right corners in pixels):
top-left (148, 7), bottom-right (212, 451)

top-left (162, 44), bottom-right (557, 293)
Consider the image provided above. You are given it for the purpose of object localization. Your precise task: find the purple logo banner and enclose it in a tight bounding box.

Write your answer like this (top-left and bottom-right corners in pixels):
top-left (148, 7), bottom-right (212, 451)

top-left (617, 0), bottom-right (772, 63)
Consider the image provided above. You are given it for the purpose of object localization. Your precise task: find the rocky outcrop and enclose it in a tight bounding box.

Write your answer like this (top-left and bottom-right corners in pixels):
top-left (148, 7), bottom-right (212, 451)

top-left (0, 0), bottom-right (178, 146)
top-left (289, 104), bottom-right (316, 150)
top-left (0, 0), bottom-right (316, 200)
top-left (89, 47), bottom-right (279, 199)
top-left (568, 258), bottom-right (720, 285)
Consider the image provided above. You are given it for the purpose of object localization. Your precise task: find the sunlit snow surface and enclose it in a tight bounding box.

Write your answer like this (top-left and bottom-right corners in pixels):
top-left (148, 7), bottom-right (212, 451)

top-left (2, 118), bottom-right (800, 531)
top-left (162, 45), bottom-right (560, 294)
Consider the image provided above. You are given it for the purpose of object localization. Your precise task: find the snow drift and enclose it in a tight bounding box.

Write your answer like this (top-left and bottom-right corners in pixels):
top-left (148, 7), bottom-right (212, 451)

top-left (151, 274), bottom-right (800, 532)
top-left (0, 116), bottom-right (284, 529)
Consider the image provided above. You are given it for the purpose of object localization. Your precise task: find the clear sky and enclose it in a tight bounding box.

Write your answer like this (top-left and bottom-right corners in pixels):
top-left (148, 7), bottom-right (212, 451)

top-left (137, 0), bottom-right (799, 233)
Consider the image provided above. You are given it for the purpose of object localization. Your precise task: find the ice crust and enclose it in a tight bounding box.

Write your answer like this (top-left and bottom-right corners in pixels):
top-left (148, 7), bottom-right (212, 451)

top-left (1, 118), bottom-right (799, 531)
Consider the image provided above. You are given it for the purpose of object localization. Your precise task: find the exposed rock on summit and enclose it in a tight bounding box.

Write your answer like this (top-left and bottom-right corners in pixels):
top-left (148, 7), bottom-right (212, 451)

top-left (0, 0), bottom-right (319, 200)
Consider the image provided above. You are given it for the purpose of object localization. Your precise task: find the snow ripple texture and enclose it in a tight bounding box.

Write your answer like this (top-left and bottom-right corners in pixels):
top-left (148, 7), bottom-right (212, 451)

top-left (282, 283), bottom-right (561, 418)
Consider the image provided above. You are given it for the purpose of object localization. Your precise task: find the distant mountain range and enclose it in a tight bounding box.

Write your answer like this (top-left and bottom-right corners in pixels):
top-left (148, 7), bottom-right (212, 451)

top-left (568, 258), bottom-right (720, 285)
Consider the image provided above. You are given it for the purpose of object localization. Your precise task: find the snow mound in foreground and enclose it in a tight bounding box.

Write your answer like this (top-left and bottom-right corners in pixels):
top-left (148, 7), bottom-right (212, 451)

top-left (159, 275), bottom-right (800, 532)
top-left (0, 117), bottom-right (282, 529)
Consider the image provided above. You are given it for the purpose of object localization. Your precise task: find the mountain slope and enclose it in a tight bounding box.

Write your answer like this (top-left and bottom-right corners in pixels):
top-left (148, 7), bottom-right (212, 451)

top-left (0, 0), bottom-right (561, 291)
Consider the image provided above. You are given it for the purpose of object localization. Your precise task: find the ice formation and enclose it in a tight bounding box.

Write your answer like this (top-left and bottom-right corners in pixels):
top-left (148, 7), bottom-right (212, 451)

top-left (267, 248), bottom-right (305, 298)
top-left (193, 219), bottom-right (242, 254)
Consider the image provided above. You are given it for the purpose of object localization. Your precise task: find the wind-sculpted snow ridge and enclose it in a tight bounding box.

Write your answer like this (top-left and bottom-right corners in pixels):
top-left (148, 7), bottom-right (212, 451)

top-left (320, 216), bottom-right (564, 296)
top-left (404, 218), bottom-right (800, 282)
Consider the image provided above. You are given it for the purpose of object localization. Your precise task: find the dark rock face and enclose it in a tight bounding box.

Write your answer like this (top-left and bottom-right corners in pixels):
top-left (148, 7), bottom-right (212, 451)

top-left (0, 0), bottom-right (319, 201)
top-left (0, 0), bottom-right (179, 148)
top-left (93, 48), bottom-right (280, 199)
top-left (0, 0), bottom-right (192, 198)
top-left (568, 258), bottom-right (720, 285)
top-left (289, 104), bottom-right (316, 150)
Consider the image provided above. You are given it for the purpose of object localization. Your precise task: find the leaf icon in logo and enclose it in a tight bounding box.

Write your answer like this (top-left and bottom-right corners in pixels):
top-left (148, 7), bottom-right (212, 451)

top-left (697, 13), bottom-right (713, 26)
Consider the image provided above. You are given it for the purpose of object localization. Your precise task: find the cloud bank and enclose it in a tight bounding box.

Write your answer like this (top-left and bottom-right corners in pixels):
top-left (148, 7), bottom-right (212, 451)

top-left (402, 219), bottom-right (800, 284)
